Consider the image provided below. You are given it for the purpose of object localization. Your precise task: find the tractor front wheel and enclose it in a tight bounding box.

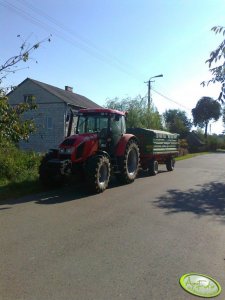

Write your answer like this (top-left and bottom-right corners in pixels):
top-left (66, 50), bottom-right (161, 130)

top-left (39, 153), bottom-right (64, 187)
top-left (85, 155), bottom-right (110, 193)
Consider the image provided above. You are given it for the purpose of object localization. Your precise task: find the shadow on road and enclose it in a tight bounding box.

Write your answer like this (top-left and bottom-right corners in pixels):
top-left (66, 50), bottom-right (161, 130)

top-left (35, 184), bottom-right (92, 205)
top-left (0, 178), bottom-right (122, 206)
top-left (0, 207), bottom-right (11, 210)
top-left (0, 184), bottom-right (93, 207)
top-left (0, 181), bottom-right (87, 207)
top-left (0, 169), bottom-right (168, 207)
top-left (154, 181), bottom-right (225, 222)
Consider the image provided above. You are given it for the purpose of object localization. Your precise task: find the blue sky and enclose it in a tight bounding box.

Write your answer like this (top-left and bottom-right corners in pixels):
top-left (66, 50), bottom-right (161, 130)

top-left (1, 0), bottom-right (225, 133)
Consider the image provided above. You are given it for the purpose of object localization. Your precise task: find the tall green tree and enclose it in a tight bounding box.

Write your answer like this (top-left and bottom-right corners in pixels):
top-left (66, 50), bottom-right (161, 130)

top-left (201, 26), bottom-right (225, 102)
top-left (163, 109), bottom-right (192, 137)
top-left (192, 97), bottom-right (221, 138)
top-left (105, 96), bottom-right (163, 129)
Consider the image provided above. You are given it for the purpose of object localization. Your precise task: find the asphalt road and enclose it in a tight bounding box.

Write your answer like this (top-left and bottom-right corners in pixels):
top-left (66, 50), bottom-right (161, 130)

top-left (1, 153), bottom-right (225, 300)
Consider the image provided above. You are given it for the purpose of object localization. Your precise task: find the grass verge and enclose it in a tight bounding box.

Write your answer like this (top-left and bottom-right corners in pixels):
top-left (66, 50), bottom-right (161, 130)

top-left (0, 144), bottom-right (44, 201)
top-left (0, 178), bottom-right (44, 201)
top-left (175, 152), bottom-right (210, 161)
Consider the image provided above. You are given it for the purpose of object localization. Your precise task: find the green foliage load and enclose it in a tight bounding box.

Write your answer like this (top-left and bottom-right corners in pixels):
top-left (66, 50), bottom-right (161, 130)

top-left (105, 95), bottom-right (163, 129)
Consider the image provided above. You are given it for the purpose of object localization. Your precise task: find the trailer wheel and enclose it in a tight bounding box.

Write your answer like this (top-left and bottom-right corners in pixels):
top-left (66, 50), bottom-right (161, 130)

top-left (148, 160), bottom-right (158, 176)
top-left (166, 157), bottom-right (175, 171)
top-left (85, 155), bottom-right (110, 193)
top-left (116, 140), bottom-right (140, 184)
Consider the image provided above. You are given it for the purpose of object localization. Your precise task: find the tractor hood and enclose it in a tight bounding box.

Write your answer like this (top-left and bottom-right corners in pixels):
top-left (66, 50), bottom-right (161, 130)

top-left (60, 133), bottom-right (98, 147)
top-left (59, 133), bottom-right (99, 162)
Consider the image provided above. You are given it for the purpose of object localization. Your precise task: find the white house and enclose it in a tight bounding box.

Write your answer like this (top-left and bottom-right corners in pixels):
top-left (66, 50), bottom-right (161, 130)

top-left (7, 78), bottom-right (102, 152)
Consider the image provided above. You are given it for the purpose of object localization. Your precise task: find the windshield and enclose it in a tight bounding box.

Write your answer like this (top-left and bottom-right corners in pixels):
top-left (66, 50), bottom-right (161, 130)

top-left (76, 115), bottom-right (109, 134)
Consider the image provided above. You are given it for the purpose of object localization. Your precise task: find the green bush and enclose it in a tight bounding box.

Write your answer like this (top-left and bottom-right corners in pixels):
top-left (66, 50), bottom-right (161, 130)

top-left (0, 143), bottom-right (41, 183)
top-left (178, 139), bottom-right (189, 156)
top-left (206, 135), bottom-right (225, 151)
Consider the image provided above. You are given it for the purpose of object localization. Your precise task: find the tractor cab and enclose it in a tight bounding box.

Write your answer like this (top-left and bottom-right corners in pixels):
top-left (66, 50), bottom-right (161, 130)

top-left (76, 108), bottom-right (126, 153)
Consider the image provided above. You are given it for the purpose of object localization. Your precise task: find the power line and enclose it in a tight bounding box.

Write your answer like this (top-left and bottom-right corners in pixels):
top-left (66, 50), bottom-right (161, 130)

top-left (16, 0), bottom-right (144, 80)
top-left (152, 88), bottom-right (192, 111)
top-left (1, 0), bottom-right (144, 81)
top-left (1, 0), bottom-right (196, 113)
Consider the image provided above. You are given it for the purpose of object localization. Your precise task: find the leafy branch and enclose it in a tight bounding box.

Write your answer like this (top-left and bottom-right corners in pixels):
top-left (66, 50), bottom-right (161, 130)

top-left (201, 26), bottom-right (225, 102)
top-left (0, 34), bottom-right (51, 144)
top-left (0, 34), bottom-right (52, 89)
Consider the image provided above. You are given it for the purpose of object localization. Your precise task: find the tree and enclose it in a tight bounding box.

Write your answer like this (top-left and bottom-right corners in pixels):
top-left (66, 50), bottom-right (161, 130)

top-left (201, 26), bottom-right (225, 102)
top-left (0, 35), bottom-right (51, 145)
top-left (105, 95), bottom-right (163, 129)
top-left (222, 106), bottom-right (225, 134)
top-left (192, 97), bottom-right (221, 138)
top-left (163, 109), bottom-right (192, 137)
top-left (0, 95), bottom-right (36, 144)
top-left (0, 35), bottom-right (51, 92)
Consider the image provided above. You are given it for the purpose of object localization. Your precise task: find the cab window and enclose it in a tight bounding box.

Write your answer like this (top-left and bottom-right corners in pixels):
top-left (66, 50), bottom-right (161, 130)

top-left (110, 115), bottom-right (125, 135)
top-left (77, 115), bottom-right (109, 133)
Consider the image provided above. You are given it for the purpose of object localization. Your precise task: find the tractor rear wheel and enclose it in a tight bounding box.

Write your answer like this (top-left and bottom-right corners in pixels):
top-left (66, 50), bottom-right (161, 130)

top-left (85, 155), bottom-right (110, 193)
top-left (116, 140), bottom-right (140, 184)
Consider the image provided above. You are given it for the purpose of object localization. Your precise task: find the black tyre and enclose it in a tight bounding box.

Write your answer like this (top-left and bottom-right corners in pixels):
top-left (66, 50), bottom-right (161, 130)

top-left (166, 157), bottom-right (175, 171)
top-left (148, 160), bottom-right (158, 176)
top-left (116, 140), bottom-right (140, 184)
top-left (39, 153), bottom-right (64, 187)
top-left (85, 155), bottom-right (110, 193)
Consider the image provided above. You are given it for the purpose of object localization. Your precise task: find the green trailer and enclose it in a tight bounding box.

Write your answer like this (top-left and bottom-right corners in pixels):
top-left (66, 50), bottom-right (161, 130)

top-left (127, 128), bottom-right (179, 175)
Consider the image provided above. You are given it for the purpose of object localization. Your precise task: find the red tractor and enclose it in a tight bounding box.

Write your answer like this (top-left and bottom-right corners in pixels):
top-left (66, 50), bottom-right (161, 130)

top-left (39, 108), bottom-right (140, 193)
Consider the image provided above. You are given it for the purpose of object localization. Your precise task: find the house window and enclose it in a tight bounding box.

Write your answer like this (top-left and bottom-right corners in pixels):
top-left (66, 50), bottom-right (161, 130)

top-left (46, 117), bottom-right (53, 129)
top-left (24, 94), bottom-right (35, 104)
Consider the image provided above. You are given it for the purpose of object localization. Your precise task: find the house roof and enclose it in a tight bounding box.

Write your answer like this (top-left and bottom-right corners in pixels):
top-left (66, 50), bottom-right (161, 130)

top-left (186, 131), bottom-right (205, 146)
top-left (8, 78), bottom-right (102, 109)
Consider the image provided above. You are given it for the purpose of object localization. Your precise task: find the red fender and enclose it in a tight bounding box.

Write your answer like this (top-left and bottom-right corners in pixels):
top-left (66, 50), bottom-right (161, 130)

top-left (115, 134), bottom-right (138, 156)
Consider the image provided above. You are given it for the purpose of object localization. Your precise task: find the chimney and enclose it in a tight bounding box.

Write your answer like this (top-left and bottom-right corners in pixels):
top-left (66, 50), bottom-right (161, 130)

top-left (65, 86), bottom-right (73, 93)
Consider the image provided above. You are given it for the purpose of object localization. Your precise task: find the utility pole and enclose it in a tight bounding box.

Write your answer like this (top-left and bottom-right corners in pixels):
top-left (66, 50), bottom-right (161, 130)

top-left (145, 79), bottom-right (152, 111)
top-left (145, 74), bottom-right (163, 110)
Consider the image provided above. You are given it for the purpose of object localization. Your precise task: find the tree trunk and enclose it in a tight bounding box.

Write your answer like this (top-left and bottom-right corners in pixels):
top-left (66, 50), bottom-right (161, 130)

top-left (204, 121), bottom-right (208, 139)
